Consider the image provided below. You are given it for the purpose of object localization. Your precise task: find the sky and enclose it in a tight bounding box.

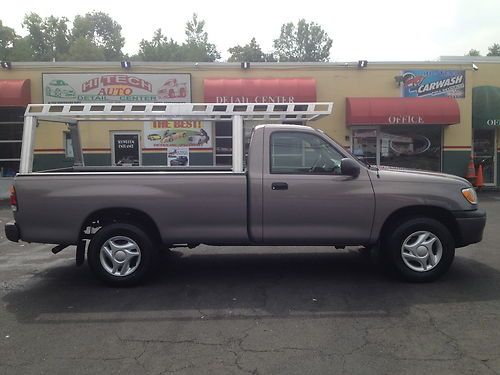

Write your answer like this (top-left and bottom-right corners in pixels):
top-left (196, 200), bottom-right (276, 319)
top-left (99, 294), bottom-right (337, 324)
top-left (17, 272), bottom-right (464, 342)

top-left (2, 0), bottom-right (499, 61)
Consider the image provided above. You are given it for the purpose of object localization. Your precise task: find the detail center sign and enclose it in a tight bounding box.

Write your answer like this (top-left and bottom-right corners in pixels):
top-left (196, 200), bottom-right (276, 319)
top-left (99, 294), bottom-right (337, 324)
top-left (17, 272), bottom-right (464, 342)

top-left (42, 73), bottom-right (191, 103)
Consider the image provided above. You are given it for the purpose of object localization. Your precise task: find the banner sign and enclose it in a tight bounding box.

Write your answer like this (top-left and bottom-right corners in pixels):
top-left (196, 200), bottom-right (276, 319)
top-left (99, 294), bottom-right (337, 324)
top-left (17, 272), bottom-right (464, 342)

top-left (167, 147), bottom-right (189, 166)
top-left (42, 73), bottom-right (191, 103)
top-left (143, 120), bottom-right (212, 149)
top-left (113, 133), bottom-right (140, 166)
top-left (402, 70), bottom-right (465, 98)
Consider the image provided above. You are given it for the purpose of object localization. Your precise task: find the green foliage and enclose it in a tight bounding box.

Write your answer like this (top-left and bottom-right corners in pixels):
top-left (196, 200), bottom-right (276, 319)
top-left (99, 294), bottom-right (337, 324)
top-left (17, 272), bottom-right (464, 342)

top-left (466, 49), bottom-right (481, 56)
top-left (9, 37), bottom-right (33, 61)
top-left (22, 13), bottom-right (70, 61)
top-left (137, 29), bottom-right (182, 61)
top-left (64, 37), bottom-right (106, 61)
top-left (273, 19), bottom-right (332, 62)
top-left (487, 43), bottom-right (500, 56)
top-left (72, 11), bottom-right (125, 60)
top-left (136, 14), bottom-right (221, 62)
top-left (184, 13), bottom-right (220, 62)
top-left (228, 38), bottom-right (275, 62)
top-left (0, 20), bottom-right (17, 60)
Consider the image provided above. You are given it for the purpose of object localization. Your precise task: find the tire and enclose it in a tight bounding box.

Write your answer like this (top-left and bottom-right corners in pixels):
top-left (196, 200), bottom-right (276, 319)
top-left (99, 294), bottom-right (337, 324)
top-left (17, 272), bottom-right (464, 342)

top-left (381, 217), bottom-right (455, 282)
top-left (87, 223), bottom-right (157, 286)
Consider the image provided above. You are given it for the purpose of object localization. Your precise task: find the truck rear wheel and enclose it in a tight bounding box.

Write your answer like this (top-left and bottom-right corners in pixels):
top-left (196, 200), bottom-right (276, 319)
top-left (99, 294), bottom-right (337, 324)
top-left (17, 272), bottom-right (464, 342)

top-left (382, 217), bottom-right (455, 282)
top-left (88, 223), bottom-right (157, 286)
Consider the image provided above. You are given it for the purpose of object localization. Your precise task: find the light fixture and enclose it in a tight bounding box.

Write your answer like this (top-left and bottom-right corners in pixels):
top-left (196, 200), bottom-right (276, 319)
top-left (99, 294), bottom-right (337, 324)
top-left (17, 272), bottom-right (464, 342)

top-left (121, 61), bottom-right (131, 70)
top-left (1, 61), bottom-right (12, 69)
top-left (472, 63), bottom-right (479, 71)
top-left (241, 62), bottom-right (250, 70)
top-left (357, 60), bottom-right (368, 69)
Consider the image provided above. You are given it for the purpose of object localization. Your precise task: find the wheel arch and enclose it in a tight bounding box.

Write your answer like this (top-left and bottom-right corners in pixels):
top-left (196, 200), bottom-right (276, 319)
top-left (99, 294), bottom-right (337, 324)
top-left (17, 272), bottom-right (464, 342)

top-left (378, 206), bottom-right (460, 246)
top-left (79, 207), bottom-right (162, 246)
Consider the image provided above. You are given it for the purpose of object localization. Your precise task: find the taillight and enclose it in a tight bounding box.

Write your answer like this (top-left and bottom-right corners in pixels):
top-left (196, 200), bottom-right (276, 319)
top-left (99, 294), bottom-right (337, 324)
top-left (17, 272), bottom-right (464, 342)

top-left (9, 186), bottom-right (17, 212)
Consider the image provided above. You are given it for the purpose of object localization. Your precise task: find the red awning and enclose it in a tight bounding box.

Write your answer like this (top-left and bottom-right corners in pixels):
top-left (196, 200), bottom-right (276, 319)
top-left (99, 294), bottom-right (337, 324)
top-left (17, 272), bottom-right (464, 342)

top-left (346, 97), bottom-right (460, 126)
top-left (204, 78), bottom-right (316, 103)
top-left (0, 79), bottom-right (31, 107)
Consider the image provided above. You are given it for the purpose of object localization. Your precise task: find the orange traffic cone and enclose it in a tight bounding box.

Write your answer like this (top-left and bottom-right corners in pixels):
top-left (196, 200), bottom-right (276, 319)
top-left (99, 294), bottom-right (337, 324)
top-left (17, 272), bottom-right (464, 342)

top-left (476, 164), bottom-right (484, 189)
top-left (465, 156), bottom-right (476, 183)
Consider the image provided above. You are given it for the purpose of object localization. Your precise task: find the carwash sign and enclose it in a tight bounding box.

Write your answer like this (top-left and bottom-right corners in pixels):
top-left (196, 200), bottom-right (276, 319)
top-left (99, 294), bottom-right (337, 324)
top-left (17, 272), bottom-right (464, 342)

top-left (402, 70), bottom-right (465, 98)
top-left (42, 73), bottom-right (191, 103)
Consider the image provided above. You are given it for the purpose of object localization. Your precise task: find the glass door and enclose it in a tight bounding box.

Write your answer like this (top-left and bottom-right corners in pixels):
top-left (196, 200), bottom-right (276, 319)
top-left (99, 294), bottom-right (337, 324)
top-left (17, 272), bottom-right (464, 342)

top-left (473, 129), bottom-right (496, 185)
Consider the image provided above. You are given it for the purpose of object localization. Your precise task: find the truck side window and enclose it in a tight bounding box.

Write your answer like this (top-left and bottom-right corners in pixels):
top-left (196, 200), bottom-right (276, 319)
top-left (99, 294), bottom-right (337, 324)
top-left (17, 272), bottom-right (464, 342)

top-left (271, 132), bottom-right (344, 174)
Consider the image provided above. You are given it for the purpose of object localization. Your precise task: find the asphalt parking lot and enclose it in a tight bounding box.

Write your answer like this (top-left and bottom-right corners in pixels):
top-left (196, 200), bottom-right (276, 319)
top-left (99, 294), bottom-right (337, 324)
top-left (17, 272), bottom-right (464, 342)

top-left (1, 195), bottom-right (499, 375)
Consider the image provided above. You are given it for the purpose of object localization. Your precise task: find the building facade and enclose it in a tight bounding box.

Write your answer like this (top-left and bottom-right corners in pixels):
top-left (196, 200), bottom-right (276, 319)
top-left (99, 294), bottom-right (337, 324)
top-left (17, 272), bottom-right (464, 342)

top-left (1, 58), bottom-right (500, 197)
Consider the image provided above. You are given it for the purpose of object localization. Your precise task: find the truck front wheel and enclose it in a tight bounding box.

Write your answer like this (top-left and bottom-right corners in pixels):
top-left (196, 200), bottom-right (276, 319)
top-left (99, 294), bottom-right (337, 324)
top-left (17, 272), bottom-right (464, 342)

top-left (382, 217), bottom-right (455, 282)
top-left (88, 223), bottom-right (157, 286)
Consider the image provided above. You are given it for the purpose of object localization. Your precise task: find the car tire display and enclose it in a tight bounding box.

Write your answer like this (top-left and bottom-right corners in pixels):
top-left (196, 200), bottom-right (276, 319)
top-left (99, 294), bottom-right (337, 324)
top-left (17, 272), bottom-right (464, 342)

top-left (382, 217), bottom-right (455, 282)
top-left (87, 223), bottom-right (158, 286)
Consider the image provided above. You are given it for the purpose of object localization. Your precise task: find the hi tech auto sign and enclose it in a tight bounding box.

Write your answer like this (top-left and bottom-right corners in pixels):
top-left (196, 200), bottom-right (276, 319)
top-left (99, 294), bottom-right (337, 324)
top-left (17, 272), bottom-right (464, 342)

top-left (42, 73), bottom-right (191, 103)
top-left (402, 70), bottom-right (465, 98)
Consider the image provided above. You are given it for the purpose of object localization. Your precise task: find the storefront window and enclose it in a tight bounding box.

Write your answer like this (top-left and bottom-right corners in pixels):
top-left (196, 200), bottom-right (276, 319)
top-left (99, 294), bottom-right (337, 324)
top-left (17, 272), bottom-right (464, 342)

top-left (473, 129), bottom-right (496, 184)
top-left (380, 126), bottom-right (442, 171)
top-left (351, 126), bottom-right (442, 172)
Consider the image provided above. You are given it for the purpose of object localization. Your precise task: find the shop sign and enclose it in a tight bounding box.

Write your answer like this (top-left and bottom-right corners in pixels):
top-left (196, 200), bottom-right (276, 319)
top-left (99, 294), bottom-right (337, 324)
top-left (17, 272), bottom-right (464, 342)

top-left (388, 115), bottom-right (425, 124)
top-left (42, 73), bottom-right (191, 103)
top-left (486, 119), bottom-right (500, 127)
top-left (143, 120), bottom-right (212, 149)
top-left (215, 96), bottom-right (296, 104)
top-left (113, 133), bottom-right (140, 166)
top-left (402, 70), bottom-right (465, 98)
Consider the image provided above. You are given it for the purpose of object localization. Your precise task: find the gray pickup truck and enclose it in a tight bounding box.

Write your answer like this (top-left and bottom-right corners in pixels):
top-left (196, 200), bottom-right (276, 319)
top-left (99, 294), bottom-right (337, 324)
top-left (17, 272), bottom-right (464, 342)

top-left (4, 103), bottom-right (486, 286)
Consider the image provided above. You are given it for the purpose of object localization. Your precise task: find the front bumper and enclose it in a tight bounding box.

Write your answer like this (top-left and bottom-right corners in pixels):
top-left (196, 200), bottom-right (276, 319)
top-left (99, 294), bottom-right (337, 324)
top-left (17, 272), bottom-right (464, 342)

top-left (453, 209), bottom-right (486, 248)
top-left (4, 221), bottom-right (20, 242)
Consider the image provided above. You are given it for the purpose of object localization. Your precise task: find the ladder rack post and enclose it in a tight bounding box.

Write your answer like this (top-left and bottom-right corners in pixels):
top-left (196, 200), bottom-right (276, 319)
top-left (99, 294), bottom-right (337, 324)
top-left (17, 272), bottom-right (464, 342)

top-left (19, 116), bottom-right (36, 174)
top-left (232, 115), bottom-right (244, 173)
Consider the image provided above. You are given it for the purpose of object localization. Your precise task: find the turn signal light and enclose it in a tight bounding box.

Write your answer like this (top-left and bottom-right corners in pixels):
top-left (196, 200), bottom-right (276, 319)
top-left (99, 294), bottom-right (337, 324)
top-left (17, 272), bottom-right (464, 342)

top-left (462, 187), bottom-right (478, 205)
top-left (9, 186), bottom-right (18, 212)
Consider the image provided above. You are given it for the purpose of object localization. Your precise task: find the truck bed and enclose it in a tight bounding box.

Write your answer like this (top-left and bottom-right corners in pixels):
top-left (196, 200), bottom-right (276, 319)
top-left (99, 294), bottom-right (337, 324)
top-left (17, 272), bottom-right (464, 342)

top-left (14, 172), bottom-right (249, 245)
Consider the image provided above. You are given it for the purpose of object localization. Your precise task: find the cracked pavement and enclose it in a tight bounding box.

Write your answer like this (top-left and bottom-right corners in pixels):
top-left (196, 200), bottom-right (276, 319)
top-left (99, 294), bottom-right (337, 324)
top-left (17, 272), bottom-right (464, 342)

top-left (0, 194), bottom-right (500, 374)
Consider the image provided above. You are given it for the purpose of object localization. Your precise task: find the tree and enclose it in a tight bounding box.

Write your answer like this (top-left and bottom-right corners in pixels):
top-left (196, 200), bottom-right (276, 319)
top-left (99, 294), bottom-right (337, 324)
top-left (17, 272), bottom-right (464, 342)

top-left (228, 38), bottom-right (275, 62)
top-left (137, 29), bottom-right (182, 61)
top-left (72, 11), bottom-right (124, 60)
top-left (0, 20), bottom-right (17, 60)
top-left (64, 37), bottom-right (105, 61)
top-left (466, 49), bottom-right (481, 56)
top-left (273, 19), bottom-right (332, 62)
top-left (10, 37), bottom-right (33, 61)
top-left (22, 13), bottom-right (70, 61)
top-left (184, 13), bottom-right (220, 62)
top-left (487, 43), bottom-right (500, 56)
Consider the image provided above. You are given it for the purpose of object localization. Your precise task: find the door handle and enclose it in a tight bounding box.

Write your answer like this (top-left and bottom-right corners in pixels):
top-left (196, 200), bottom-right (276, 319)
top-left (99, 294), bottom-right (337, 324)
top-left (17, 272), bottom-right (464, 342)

top-left (272, 182), bottom-right (288, 190)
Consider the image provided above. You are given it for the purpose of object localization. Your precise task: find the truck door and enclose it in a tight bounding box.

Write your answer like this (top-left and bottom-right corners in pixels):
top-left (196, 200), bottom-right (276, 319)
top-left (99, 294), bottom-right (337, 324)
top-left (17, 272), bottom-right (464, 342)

top-left (262, 129), bottom-right (375, 244)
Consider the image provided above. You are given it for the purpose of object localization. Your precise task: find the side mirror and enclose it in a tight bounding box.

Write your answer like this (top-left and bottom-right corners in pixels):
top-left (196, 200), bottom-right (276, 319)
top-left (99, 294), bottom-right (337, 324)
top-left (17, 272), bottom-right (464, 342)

top-left (340, 158), bottom-right (360, 177)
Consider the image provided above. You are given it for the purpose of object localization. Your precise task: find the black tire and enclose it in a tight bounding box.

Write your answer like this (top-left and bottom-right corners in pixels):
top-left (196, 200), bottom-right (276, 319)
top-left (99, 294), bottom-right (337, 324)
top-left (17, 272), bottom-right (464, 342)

top-left (88, 223), bottom-right (157, 287)
top-left (381, 217), bottom-right (455, 282)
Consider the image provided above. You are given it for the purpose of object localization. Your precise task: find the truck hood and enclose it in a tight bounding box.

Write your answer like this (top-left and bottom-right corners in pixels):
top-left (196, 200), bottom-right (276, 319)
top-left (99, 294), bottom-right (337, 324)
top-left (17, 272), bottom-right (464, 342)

top-left (375, 165), bottom-right (471, 186)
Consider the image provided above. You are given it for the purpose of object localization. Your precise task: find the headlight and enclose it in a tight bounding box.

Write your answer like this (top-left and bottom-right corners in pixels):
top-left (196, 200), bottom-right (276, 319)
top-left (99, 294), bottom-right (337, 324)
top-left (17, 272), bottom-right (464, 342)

top-left (462, 187), bottom-right (478, 205)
